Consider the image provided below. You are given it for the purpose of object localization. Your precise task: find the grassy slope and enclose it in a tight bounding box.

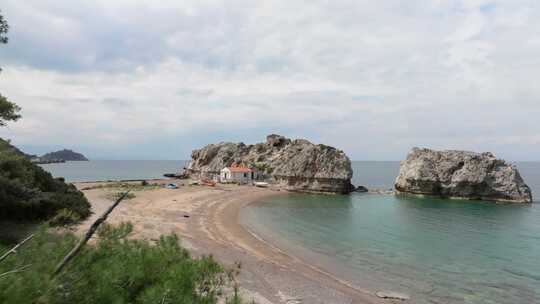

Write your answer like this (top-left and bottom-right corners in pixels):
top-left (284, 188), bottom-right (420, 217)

top-left (0, 223), bottom-right (245, 304)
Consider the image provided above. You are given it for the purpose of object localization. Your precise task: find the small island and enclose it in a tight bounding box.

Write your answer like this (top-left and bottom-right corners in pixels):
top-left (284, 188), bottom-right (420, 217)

top-left (395, 147), bottom-right (533, 203)
top-left (186, 134), bottom-right (354, 194)
top-left (31, 149), bottom-right (89, 164)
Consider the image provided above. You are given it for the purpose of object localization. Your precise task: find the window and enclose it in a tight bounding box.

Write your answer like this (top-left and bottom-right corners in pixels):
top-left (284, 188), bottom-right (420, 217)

top-left (244, 173), bottom-right (247, 178)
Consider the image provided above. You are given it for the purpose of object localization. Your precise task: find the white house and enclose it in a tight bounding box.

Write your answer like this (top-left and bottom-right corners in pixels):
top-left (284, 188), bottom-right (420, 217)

top-left (220, 165), bottom-right (254, 184)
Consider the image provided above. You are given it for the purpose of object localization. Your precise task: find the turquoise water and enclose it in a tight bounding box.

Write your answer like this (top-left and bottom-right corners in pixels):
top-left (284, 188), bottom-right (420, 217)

top-left (242, 162), bottom-right (540, 304)
top-left (39, 160), bottom-right (187, 182)
top-left (41, 160), bottom-right (540, 302)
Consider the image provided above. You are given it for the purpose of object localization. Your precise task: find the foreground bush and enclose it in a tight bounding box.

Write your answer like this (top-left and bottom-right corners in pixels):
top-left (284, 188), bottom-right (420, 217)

top-left (0, 138), bottom-right (90, 221)
top-left (0, 223), bottom-right (235, 304)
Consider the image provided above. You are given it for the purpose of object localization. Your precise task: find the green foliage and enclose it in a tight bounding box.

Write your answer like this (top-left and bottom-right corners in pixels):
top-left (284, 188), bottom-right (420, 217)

top-left (0, 140), bottom-right (91, 222)
top-left (48, 209), bottom-right (82, 227)
top-left (0, 223), bottom-right (233, 304)
top-left (0, 10), bottom-right (8, 44)
top-left (0, 11), bottom-right (20, 123)
top-left (0, 94), bottom-right (21, 126)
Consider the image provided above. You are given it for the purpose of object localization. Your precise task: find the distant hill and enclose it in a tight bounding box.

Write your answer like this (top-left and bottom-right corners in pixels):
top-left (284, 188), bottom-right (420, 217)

top-left (40, 149), bottom-right (89, 162)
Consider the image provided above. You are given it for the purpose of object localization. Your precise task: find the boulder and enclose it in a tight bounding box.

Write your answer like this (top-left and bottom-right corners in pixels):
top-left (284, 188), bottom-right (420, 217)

top-left (395, 148), bottom-right (533, 203)
top-left (355, 185), bottom-right (369, 193)
top-left (186, 135), bottom-right (354, 194)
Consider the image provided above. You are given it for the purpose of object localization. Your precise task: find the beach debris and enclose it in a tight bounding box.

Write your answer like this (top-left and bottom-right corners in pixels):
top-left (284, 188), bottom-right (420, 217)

top-left (166, 183), bottom-right (178, 189)
top-left (201, 178), bottom-right (216, 187)
top-left (254, 182), bottom-right (269, 188)
top-left (375, 291), bottom-right (410, 301)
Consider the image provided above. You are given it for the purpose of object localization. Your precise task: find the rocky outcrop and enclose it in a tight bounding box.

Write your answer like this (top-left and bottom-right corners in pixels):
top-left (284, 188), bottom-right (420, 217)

top-left (355, 186), bottom-right (369, 193)
top-left (395, 148), bottom-right (533, 203)
top-left (186, 134), bottom-right (354, 194)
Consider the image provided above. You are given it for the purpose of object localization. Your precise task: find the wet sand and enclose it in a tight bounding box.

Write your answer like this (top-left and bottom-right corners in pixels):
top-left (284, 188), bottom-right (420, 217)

top-left (75, 180), bottom-right (390, 304)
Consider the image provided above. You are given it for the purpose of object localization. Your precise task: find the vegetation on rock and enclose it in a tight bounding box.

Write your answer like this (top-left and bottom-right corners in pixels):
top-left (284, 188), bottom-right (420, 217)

top-left (39, 149), bottom-right (89, 162)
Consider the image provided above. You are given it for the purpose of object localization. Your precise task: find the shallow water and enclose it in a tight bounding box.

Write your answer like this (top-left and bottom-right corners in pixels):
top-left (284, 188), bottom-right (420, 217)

top-left (241, 161), bottom-right (540, 304)
top-left (41, 160), bottom-right (540, 302)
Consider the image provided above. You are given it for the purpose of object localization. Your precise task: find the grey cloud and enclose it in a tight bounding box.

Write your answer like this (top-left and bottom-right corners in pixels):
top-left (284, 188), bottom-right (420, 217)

top-left (1, 0), bottom-right (539, 160)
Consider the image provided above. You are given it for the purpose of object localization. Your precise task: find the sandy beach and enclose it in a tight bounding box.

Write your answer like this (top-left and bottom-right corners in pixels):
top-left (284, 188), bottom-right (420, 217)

top-left (74, 180), bottom-right (389, 304)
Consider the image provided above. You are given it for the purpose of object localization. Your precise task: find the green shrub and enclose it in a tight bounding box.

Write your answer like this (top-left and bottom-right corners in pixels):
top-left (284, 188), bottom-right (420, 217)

top-left (0, 223), bottom-right (234, 304)
top-left (48, 209), bottom-right (81, 227)
top-left (0, 141), bottom-right (90, 222)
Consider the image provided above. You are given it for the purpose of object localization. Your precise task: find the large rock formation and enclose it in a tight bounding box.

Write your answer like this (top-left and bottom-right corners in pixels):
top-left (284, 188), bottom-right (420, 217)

top-left (186, 134), bottom-right (354, 194)
top-left (395, 148), bottom-right (533, 203)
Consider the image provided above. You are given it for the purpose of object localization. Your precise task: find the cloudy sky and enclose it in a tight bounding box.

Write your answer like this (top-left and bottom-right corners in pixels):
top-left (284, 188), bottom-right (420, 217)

top-left (1, 0), bottom-right (539, 160)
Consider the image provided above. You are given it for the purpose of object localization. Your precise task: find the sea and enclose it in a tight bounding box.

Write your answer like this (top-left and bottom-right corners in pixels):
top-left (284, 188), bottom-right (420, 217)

top-left (41, 160), bottom-right (540, 304)
top-left (39, 160), bottom-right (188, 182)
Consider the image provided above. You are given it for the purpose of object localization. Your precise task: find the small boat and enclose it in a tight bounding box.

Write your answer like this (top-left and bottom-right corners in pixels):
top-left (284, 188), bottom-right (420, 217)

top-left (254, 182), bottom-right (269, 188)
top-left (201, 178), bottom-right (216, 187)
top-left (166, 183), bottom-right (178, 189)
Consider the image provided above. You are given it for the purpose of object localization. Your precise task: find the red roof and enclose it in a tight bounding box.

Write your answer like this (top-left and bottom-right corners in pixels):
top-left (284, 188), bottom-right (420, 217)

top-left (226, 164), bottom-right (252, 173)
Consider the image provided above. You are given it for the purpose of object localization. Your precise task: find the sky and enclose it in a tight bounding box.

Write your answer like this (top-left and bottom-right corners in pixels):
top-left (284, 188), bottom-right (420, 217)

top-left (0, 0), bottom-right (539, 161)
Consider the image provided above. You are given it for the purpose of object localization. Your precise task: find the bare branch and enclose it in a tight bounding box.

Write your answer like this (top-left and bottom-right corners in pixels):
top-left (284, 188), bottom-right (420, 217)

top-left (0, 234), bottom-right (34, 263)
top-left (53, 189), bottom-right (132, 276)
top-left (0, 264), bottom-right (32, 279)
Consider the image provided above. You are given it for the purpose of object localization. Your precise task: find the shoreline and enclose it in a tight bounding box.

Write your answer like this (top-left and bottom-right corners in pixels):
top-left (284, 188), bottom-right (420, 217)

top-left (74, 180), bottom-right (387, 303)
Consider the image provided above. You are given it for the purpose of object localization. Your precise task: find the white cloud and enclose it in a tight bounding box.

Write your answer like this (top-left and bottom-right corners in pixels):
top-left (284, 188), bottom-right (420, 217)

top-left (0, 0), bottom-right (539, 160)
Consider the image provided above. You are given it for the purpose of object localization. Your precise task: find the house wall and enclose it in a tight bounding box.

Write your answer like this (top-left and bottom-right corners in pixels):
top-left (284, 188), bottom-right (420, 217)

top-left (220, 168), bottom-right (252, 184)
top-left (232, 172), bottom-right (251, 184)
top-left (220, 168), bottom-right (231, 183)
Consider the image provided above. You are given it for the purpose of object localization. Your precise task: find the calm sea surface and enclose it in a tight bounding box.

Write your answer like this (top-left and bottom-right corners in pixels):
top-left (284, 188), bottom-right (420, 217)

top-left (41, 160), bottom-right (540, 303)
top-left (242, 161), bottom-right (540, 304)
top-left (39, 160), bottom-right (187, 182)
